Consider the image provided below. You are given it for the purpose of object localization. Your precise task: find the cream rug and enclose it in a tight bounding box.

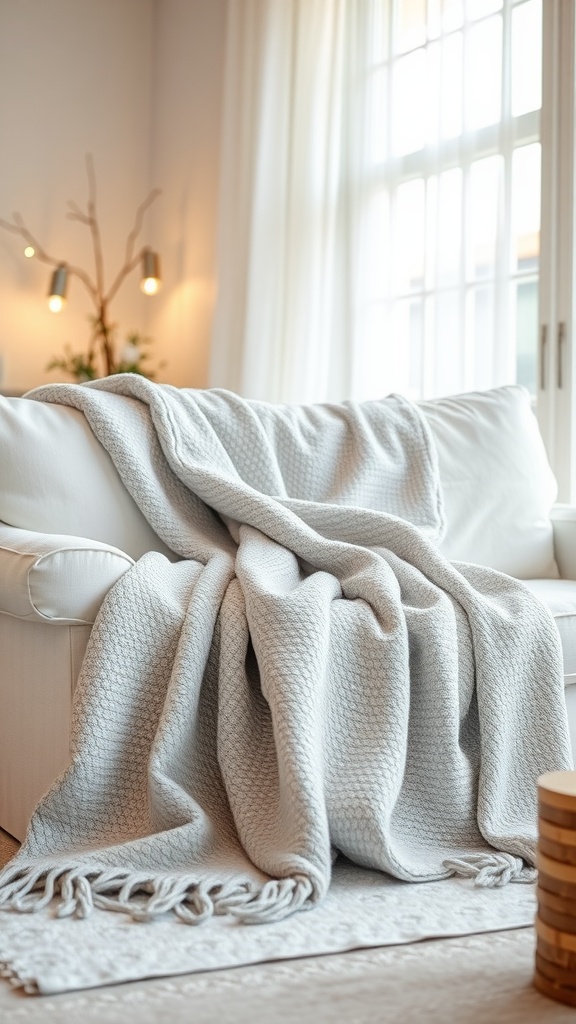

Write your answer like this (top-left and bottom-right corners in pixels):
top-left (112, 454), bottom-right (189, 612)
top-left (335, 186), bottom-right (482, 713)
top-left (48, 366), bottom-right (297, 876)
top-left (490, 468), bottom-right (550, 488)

top-left (0, 923), bottom-right (572, 1022)
top-left (0, 854), bottom-right (538, 994)
top-left (0, 830), bottom-right (570, 1021)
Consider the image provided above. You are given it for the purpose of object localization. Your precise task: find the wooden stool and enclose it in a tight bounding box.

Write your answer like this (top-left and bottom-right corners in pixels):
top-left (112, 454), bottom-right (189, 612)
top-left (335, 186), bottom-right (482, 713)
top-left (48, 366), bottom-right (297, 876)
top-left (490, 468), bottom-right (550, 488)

top-left (536, 771), bottom-right (576, 1006)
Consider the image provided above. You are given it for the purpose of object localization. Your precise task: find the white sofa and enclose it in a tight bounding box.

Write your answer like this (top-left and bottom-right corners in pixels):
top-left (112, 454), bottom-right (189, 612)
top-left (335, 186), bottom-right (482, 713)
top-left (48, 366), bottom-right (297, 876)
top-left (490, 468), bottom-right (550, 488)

top-left (1, 384), bottom-right (576, 842)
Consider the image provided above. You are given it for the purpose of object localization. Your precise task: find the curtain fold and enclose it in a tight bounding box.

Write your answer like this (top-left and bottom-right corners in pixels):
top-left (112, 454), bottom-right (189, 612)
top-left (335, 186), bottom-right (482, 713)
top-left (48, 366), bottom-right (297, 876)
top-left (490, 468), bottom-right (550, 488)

top-left (211, 0), bottom-right (366, 404)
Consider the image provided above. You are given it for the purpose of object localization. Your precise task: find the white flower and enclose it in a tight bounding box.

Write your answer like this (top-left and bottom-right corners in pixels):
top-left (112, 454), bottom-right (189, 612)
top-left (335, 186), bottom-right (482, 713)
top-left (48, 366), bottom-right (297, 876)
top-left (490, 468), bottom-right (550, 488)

top-left (120, 342), bottom-right (140, 363)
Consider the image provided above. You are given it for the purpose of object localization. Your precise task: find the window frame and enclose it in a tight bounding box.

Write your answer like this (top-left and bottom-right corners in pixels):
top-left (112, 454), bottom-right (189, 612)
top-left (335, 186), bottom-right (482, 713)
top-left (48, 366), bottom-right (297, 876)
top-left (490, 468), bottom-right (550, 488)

top-left (361, 0), bottom-right (544, 405)
top-left (538, 0), bottom-right (576, 501)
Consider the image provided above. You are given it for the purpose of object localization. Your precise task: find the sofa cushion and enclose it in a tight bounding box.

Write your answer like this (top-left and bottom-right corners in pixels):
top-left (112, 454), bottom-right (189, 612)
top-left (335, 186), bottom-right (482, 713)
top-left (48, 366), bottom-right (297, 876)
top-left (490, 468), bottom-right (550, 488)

top-left (524, 579), bottom-right (576, 686)
top-left (420, 386), bottom-right (558, 580)
top-left (0, 395), bottom-right (175, 561)
top-left (0, 523), bottom-right (134, 624)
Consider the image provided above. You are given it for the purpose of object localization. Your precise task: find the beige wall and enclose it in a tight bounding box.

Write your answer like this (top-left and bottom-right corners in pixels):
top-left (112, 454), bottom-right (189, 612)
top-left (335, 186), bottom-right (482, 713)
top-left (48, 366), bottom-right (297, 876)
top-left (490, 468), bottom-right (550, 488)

top-left (148, 0), bottom-right (227, 389)
top-left (0, 0), bottom-right (227, 392)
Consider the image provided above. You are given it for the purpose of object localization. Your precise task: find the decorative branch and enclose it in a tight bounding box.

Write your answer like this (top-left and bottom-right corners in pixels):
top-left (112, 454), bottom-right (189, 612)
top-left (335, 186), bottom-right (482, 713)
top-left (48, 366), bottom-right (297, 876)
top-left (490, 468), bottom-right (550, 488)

top-left (107, 188), bottom-right (161, 303)
top-left (0, 212), bottom-right (98, 302)
top-left (0, 154), bottom-right (163, 382)
top-left (86, 153), bottom-right (105, 298)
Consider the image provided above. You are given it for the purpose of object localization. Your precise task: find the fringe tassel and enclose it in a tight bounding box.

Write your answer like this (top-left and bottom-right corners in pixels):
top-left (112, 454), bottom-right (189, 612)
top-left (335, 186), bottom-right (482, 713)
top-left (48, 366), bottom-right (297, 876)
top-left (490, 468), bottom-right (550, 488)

top-left (0, 861), bottom-right (316, 925)
top-left (0, 959), bottom-right (38, 994)
top-left (0, 851), bottom-right (532, 929)
top-left (442, 852), bottom-right (536, 887)
top-left (229, 876), bottom-right (314, 924)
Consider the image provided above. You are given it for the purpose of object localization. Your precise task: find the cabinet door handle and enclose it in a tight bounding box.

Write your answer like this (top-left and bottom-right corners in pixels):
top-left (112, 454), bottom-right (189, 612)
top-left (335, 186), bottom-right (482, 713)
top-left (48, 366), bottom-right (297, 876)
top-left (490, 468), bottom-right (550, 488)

top-left (558, 321), bottom-right (566, 389)
top-left (541, 324), bottom-right (548, 390)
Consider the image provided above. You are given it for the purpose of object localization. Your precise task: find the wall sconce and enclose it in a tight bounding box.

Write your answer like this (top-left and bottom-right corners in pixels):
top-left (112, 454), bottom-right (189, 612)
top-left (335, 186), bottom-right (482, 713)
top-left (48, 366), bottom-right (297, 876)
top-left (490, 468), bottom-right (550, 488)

top-left (48, 264), bottom-right (68, 313)
top-left (140, 249), bottom-right (161, 295)
top-left (0, 154), bottom-right (163, 379)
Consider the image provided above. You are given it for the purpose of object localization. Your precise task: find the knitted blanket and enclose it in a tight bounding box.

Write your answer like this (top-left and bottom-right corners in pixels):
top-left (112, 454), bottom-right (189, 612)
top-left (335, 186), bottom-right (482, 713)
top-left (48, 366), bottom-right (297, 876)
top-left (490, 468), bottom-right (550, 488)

top-left (0, 377), bottom-right (572, 925)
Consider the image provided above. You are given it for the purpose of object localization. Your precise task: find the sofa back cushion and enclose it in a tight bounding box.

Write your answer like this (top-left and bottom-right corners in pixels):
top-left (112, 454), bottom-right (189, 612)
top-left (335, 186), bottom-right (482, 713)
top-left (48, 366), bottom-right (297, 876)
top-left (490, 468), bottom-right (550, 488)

top-left (420, 385), bottom-right (558, 579)
top-left (0, 386), bottom-right (558, 578)
top-left (0, 395), bottom-right (175, 561)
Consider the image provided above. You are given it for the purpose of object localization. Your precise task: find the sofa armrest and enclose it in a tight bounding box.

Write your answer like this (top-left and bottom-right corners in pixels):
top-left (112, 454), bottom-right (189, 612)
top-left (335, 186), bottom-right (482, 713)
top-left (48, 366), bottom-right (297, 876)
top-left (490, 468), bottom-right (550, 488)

top-left (0, 522), bottom-right (134, 625)
top-left (550, 505), bottom-right (576, 580)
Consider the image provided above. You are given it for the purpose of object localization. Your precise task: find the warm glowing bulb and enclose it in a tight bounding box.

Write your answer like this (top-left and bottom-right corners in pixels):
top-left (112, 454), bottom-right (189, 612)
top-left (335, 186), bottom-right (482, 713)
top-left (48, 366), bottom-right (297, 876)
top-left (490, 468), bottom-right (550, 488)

top-left (24, 246), bottom-right (35, 258)
top-left (141, 277), bottom-right (159, 295)
top-left (48, 295), bottom-right (65, 313)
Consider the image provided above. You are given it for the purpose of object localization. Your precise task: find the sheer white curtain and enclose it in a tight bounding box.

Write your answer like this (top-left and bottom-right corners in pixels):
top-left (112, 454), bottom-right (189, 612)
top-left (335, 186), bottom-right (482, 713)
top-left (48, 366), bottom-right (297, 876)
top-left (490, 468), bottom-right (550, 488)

top-left (210, 0), bottom-right (542, 405)
top-left (210, 0), bottom-right (364, 403)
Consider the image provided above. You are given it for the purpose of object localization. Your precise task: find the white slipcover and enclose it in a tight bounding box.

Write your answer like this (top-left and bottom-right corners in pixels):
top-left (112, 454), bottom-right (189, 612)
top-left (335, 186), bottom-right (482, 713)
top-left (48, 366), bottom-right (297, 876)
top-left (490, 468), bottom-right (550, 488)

top-left (0, 395), bottom-right (176, 562)
top-left (0, 615), bottom-right (90, 840)
top-left (0, 523), bottom-right (133, 624)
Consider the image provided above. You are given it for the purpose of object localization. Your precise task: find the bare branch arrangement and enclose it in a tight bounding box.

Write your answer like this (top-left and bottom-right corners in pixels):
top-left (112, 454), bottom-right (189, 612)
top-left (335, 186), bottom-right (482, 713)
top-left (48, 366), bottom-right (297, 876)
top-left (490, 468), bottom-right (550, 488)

top-left (0, 155), bottom-right (162, 381)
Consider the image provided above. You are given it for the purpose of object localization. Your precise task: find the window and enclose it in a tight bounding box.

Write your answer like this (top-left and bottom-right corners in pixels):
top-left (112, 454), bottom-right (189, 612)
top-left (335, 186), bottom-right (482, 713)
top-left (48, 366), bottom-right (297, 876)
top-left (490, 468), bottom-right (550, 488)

top-left (353, 0), bottom-right (543, 404)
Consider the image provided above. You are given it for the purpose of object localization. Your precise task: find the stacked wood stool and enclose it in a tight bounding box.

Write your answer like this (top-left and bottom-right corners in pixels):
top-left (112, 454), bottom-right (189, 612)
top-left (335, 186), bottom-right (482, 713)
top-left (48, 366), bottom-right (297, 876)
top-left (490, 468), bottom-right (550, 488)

top-left (536, 770), bottom-right (576, 1006)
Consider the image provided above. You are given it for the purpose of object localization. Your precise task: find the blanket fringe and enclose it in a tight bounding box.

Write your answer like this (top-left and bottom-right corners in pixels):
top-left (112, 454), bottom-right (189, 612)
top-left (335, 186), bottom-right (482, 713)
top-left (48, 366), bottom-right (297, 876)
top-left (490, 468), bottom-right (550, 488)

top-left (442, 852), bottom-right (536, 887)
top-left (0, 959), bottom-right (38, 995)
top-left (0, 852), bottom-right (533, 929)
top-left (0, 861), bottom-right (315, 926)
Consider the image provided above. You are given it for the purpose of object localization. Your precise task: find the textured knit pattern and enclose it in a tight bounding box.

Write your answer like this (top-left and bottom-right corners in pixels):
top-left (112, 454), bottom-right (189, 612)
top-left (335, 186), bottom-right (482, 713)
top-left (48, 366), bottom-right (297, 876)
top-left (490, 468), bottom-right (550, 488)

top-left (0, 377), bottom-right (572, 925)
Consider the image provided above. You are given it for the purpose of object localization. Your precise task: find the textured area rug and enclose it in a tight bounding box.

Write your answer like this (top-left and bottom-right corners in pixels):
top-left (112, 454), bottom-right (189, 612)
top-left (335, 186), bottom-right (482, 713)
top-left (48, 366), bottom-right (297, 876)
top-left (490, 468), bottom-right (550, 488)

top-left (0, 831), bottom-right (566, 1020)
top-left (1, 927), bottom-right (573, 1023)
top-left (0, 856), bottom-right (537, 995)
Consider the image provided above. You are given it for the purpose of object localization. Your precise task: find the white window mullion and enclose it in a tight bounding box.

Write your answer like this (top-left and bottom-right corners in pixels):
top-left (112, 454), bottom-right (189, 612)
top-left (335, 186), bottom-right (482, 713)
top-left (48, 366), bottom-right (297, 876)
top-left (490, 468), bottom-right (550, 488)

top-left (494, 0), bottom-right (514, 385)
top-left (462, 160), bottom-right (474, 393)
top-left (461, 9), bottom-right (474, 393)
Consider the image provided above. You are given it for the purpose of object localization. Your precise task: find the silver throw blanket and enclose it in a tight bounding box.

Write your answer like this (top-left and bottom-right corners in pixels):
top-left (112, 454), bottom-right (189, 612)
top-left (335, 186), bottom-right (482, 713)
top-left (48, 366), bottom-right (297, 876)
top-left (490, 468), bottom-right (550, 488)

top-left (0, 377), bottom-right (572, 925)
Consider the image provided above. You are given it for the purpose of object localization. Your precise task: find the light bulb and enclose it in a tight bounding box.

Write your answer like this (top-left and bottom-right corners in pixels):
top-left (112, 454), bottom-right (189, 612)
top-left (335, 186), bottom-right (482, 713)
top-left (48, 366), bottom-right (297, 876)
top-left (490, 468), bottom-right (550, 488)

top-left (24, 246), bottom-right (35, 258)
top-left (141, 276), bottom-right (159, 295)
top-left (48, 294), bottom-right (65, 313)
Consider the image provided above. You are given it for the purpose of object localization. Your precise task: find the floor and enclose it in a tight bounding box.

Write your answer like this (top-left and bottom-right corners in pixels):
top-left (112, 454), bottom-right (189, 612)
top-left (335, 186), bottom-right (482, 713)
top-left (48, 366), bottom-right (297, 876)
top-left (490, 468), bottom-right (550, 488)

top-left (0, 828), bottom-right (574, 1023)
